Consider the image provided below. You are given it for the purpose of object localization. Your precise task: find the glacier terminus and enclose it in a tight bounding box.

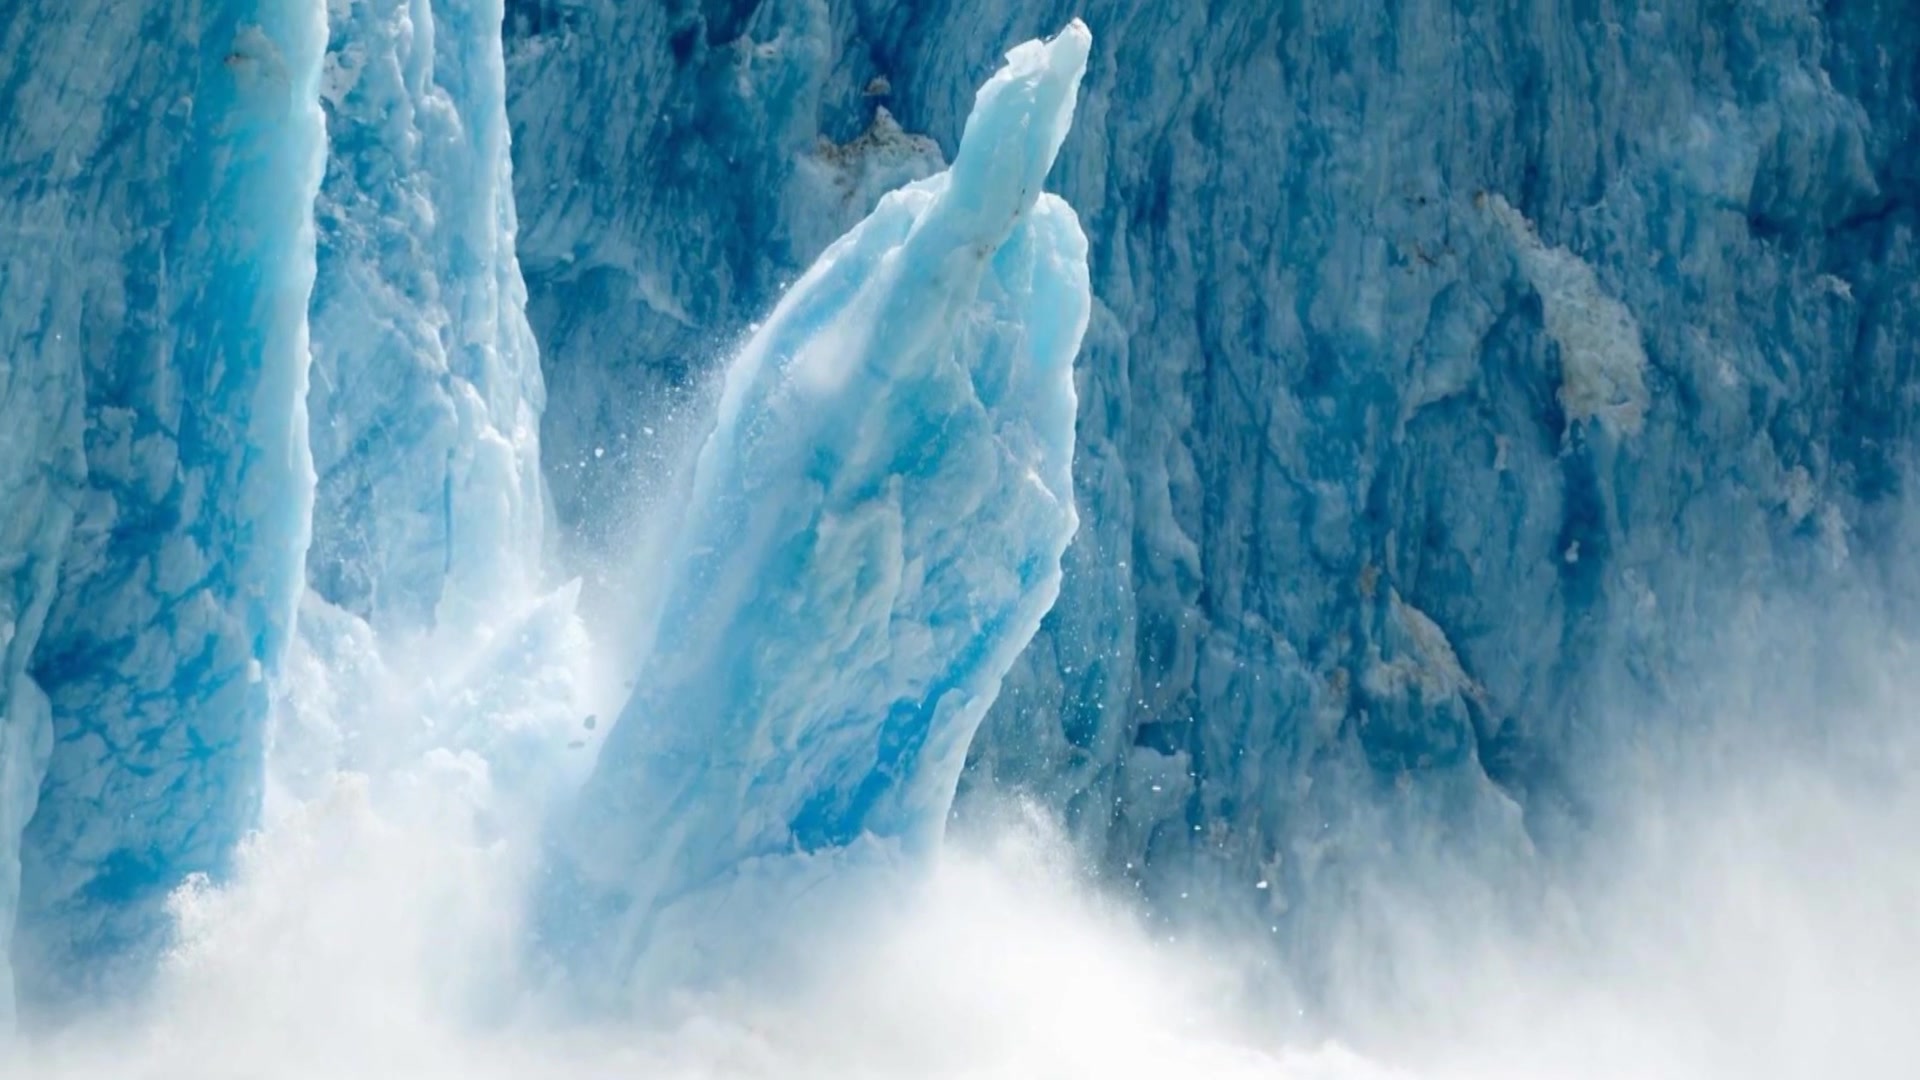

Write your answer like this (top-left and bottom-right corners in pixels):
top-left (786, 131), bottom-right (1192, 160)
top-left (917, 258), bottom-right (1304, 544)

top-left (0, 6), bottom-right (1096, 1029)
top-left (0, 0), bottom-right (1918, 1075)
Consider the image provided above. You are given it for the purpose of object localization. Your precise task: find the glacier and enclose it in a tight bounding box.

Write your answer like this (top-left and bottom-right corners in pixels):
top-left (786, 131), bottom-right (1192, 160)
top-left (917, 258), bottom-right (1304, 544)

top-left (0, 0), bottom-right (327, 1017)
top-left (306, 0), bottom-right (547, 633)
top-left (535, 21), bottom-right (1091, 1003)
top-left (504, 0), bottom-right (1920, 947)
top-left (0, 0), bottom-right (558, 1025)
top-left (0, 0), bottom-right (1917, 1065)
top-left (0, 0), bottom-right (1094, 1027)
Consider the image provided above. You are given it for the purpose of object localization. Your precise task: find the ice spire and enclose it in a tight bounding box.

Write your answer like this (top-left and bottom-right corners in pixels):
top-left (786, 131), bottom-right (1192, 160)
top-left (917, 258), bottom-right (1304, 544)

top-left (536, 21), bottom-right (1095, 1005)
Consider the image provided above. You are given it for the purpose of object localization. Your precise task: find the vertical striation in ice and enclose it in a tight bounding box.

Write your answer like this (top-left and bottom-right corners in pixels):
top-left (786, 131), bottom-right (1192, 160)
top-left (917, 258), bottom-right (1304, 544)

top-left (306, 0), bottom-right (547, 633)
top-left (505, 0), bottom-right (1920, 958)
top-left (1, 1), bottom-right (328, 1018)
top-left (0, 6), bottom-right (107, 1028)
top-left (0, 188), bottom-right (82, 1030)
top-left (536, 21), bottom-right (1093, 1004)
top-left (0, 36), bottom-right (86, 1020)
top-left (266, 0), bottom-right (585, 825)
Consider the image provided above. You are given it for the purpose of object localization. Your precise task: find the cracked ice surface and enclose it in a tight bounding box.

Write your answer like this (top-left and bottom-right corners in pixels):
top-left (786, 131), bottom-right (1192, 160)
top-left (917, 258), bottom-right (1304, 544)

top-left (536, 21), bottom-right (1094, 1004)
top-left (307, 0), bottom-right (548, 634)
top-left (0, 1), bottom-right (327, 1019)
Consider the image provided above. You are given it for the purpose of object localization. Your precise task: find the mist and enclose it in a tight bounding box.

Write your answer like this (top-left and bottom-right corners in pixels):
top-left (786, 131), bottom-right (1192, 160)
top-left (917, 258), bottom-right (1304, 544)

top-left (5, 587), bottom-right (1913, 1079)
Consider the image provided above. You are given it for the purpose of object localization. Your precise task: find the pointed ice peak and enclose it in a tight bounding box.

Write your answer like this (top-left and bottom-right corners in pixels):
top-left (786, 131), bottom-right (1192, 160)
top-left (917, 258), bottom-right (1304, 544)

top-left (535, 23), bottom-right (1094, 1008)
top-left (933, 19), bottom-right (1091, 255)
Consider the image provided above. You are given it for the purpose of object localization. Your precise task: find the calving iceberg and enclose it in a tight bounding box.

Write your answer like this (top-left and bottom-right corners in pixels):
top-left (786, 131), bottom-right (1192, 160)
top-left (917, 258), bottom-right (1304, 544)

top-left (536, 22), bottom-right (1094, 1002)
top-left (503, 0), bottom-right (1920, 962)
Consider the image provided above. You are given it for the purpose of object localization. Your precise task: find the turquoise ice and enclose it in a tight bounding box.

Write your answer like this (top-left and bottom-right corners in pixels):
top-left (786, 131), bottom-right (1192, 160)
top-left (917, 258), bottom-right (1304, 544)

top-left (536, 21), bottom-right (1093, 1002)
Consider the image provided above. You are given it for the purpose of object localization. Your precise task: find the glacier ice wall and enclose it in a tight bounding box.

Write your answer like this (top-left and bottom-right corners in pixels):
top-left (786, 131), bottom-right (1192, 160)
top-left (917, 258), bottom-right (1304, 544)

top-left (0, 0), bottom-right (564, 1023)
top-left (274, 0), bottom-right (575, 810)
top-left (0, 1), bottom-right (327, 1017)
top-left (306, 0), bottom-right (547, 633)
top-left (0, 104), bottom-right (83, 1028)
top-left (0, 0), bottom-right (1912, 1034)
top-left (535, 22), bottom-right (1091, 1003)
top-left (504, 0), bottom-right (1920, 942)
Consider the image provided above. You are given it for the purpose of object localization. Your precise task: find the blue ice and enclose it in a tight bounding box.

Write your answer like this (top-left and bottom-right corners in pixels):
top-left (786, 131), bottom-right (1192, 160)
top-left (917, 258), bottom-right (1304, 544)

top-left (536, 21), bottom-right (1095, 1003)
top-left (3, 5), bottom-right (327, 1019)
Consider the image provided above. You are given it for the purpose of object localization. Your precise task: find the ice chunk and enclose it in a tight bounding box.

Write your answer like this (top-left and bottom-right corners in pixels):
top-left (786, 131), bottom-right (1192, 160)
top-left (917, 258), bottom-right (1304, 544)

top-left (536, 21), bottom-right (1093, 1004)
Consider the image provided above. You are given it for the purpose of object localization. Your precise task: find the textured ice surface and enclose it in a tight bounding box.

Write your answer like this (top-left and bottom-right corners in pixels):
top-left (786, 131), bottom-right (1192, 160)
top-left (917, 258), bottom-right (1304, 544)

top-left (1481, 193), bottom-right (1650, 438)
top-left (502, 0), bottom-right (947, 549)
top-left (506, 0), bottom-right (1920, 948)
top-left (0, 1), bottom-right (327, 1017)
top-left (0, 0), bottom-right (561, 1024)
top-left (0, 79), bottom-right (83, 1025)
top-left (0, 7), bottom-right (99, 1026)
top-left (2, 0), bottom-right (1918, 1040)
top-left (275, 0), bottom-right (577, 812)
top-left (536, 21), bottom-right (1092, 1003)
top-left (307, 0), bottom-right (547, 632)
